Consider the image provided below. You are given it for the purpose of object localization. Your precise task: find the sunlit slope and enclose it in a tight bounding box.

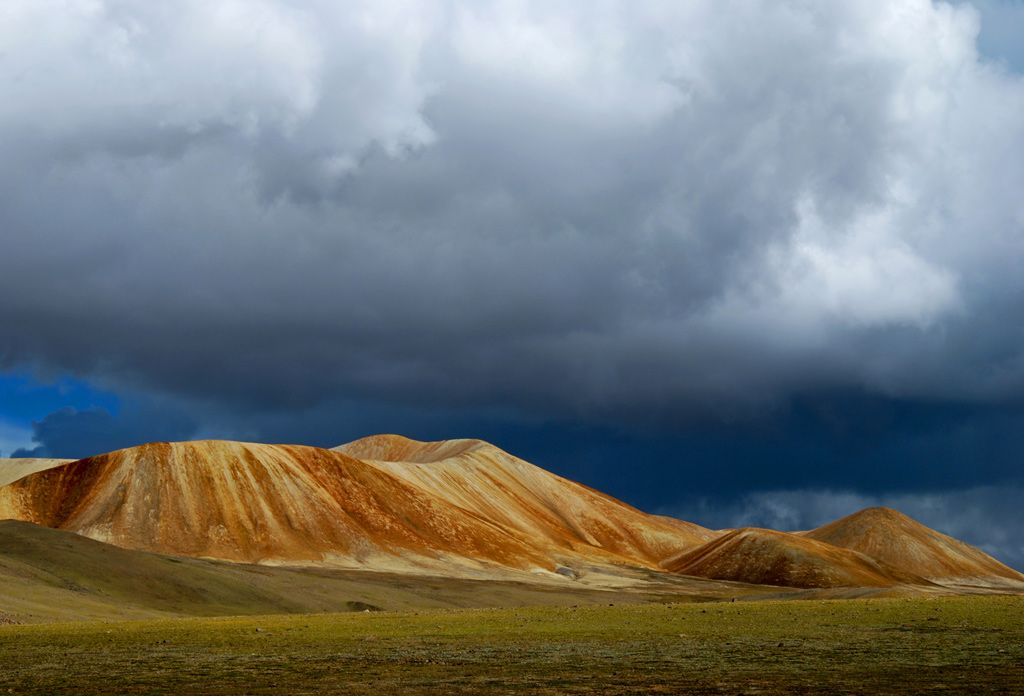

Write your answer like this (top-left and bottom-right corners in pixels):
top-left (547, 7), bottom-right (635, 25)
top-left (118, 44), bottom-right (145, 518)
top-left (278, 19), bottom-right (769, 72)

top-left (334, 434), bottom-right (708, 567)
top-left (0, 441), bottom-right (556, 572)
top-left (0, 458), bottom-right (72, 488)
top-left (662, 527), bottom-right (935, 589)
top-left (800, 507), bottom-right (1024, 586)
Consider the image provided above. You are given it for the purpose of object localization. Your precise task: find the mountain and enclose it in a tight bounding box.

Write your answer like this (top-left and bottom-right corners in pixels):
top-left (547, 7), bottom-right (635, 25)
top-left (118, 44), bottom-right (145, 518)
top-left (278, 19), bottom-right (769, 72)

top-left (0, 437), bottom-right (1019, 596)
top-left (800, 507), bottom-right (1024, 587)
top-left (335, 434), bottom-right (709, 567)
top-left (0, 438), bottom-right (706, 578)
top-left (0, 441), bottom-right (559, 574)
top-left (662, 527), bottom-right (935, 589)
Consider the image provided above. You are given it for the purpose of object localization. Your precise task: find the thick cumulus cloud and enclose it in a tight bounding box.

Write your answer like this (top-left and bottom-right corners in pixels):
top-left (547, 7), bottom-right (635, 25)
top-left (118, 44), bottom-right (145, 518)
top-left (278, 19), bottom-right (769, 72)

top-left (2, 1), bottom-right (1024, 434)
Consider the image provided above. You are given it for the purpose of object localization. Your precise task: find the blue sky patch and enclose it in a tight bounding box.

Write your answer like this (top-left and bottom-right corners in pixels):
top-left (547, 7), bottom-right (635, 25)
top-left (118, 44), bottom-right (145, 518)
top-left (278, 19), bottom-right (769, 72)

top-left (0, 371), bottom-right (120, 432)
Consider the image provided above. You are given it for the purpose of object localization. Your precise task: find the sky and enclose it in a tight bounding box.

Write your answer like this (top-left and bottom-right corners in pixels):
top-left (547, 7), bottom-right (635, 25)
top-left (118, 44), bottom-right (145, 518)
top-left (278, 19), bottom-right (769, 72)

top-left (2, 0), bottom-right (1024, 568)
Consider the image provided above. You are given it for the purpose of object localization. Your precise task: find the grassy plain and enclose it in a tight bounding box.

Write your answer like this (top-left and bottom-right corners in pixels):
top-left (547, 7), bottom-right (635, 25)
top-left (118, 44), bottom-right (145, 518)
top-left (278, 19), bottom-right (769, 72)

top-left (1, 596), bottom-right (1022, 694)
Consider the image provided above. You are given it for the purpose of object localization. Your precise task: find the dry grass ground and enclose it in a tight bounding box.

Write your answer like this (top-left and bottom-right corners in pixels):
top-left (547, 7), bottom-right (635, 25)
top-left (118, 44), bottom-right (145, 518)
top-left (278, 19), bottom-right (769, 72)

top-left (1, 596), bottom-right (1021, 695)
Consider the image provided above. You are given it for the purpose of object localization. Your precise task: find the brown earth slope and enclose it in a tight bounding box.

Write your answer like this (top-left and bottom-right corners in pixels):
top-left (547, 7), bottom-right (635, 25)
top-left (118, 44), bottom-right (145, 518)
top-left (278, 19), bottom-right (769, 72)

top-left (334, 434), bottom-right (709, 567)
top-left (662, 527), bottom-right (935, 589)
top-left (800, 507), bottom-right (1024, 587)
top-left (0, 441), bottom-right (564, 574)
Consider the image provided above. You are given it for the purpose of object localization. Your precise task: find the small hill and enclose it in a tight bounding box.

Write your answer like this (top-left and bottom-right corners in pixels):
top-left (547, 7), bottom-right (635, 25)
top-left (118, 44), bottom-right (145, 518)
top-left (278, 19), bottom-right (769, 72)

top-left (334, 434), bottom-right (706, 566)
top-left (800, 507), bottom-right (1024, 587)
top-left (663, 527), bottom-right (935, 589)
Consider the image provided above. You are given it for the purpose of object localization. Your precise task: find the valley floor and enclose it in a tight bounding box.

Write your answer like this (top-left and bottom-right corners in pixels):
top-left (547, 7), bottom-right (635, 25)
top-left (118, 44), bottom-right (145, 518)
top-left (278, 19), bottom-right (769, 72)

top-left (1, 596), bottom-right (1021, 695)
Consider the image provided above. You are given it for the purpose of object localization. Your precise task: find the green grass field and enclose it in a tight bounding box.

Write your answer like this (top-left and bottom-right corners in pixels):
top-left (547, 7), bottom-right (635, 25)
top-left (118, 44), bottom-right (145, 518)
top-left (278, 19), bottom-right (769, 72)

top-left (2, 595), bottom-right (1021, 694)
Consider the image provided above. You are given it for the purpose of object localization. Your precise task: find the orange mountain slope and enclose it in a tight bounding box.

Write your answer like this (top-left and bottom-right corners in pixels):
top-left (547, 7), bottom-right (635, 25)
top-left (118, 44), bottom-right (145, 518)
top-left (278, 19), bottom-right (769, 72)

top-left (662, 527), bottom-right (935, 589)
top-left (334, 434), bottom-right (708, 566)
top-left (800, 507), bottom-right (1024, 587)
top-left (0, 441), bottom-right (564, 574)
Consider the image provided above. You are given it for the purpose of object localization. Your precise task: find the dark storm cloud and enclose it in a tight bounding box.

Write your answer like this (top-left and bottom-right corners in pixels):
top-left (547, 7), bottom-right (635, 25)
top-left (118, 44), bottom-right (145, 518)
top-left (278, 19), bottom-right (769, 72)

top-left (2, 1), bottom-right (1024, 496)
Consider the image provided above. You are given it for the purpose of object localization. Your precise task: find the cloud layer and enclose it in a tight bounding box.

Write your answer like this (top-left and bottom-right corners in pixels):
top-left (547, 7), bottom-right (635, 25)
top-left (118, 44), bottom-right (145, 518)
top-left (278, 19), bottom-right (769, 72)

top-left (3, 2), bottom-right (1024, 516)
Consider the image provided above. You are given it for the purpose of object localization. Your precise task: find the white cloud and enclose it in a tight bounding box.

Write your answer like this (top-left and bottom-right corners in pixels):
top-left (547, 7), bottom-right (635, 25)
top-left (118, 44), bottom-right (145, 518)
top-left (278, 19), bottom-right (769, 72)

top-left (0, 0), bottom-right (320, 135)
top-left (710, 194), bottom-right (961, 342)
